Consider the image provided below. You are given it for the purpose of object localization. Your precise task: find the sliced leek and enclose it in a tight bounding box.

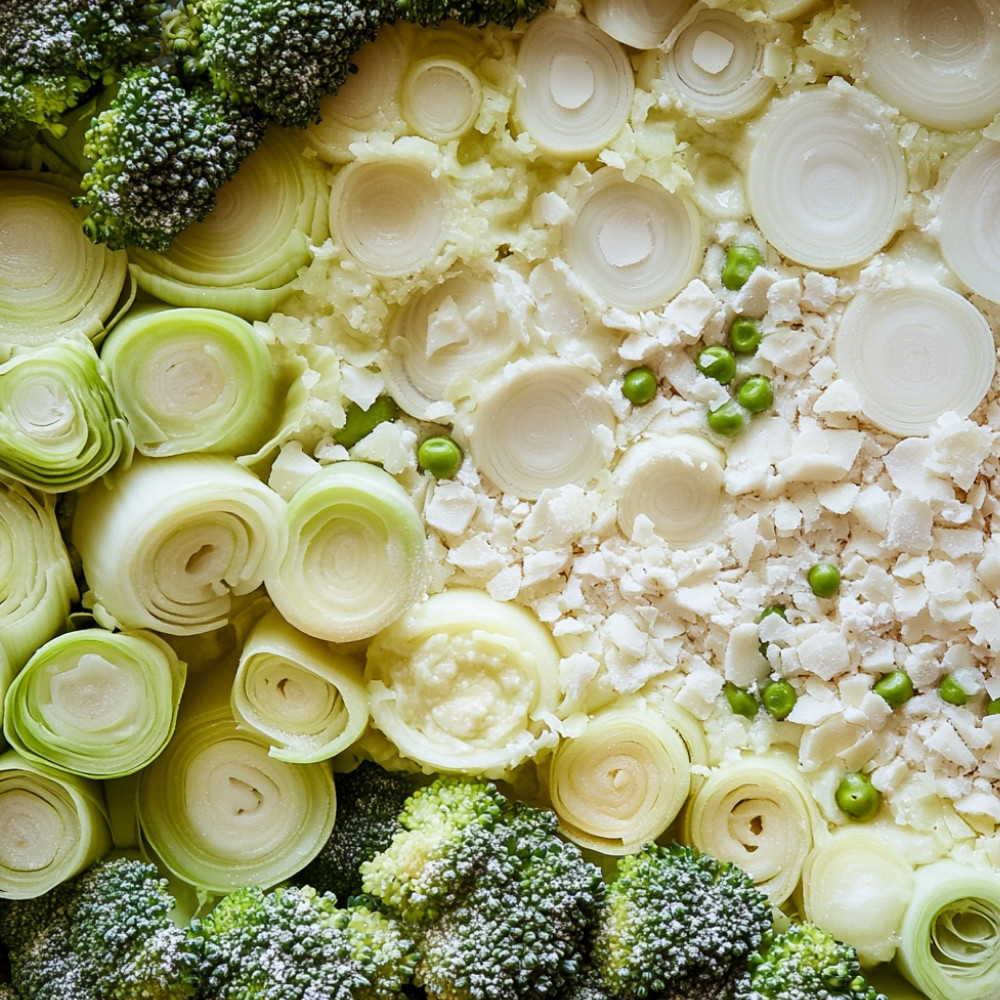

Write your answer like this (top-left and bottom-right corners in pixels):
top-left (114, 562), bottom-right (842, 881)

top-left (365, 588), bottom-right (561, 777)
top-left (582, 0), bottom-right (691, 49)
top-left (856, 0), bottom-right (1000, 131)
top-left (800, 825), bottom-right (915, 965)
top-left (128, 126), bottom-right (329, 322)
top-left (2, 628), bottom-right (186, 780)
top-left (0, 172), bottom-right (129, 353)
top-left (100, 306), bottom-right (279, 458)
top-left (683, 753), bottom-right (819, 905)
top-left (466, 359), bottom-right (615, 500)
top-left (614, 433), bottom-right (725, 545)
top-left (232, 609), bottom-right (369, 763)
top-left (402, 56), bottom-right (482, 142)
top-left (833, 283), bottom-right (995, 437)
top-left (746, 84), bottom-right (906, 270)
top-left (135, 668), bottom-right (336, 892)
top-left (72, 454), bottom-right (286, 635)
top-left (896, 860), bottom-right (1000, 1000)
top-left (0, 340), bottom-right (131, 492)
top-left (514, 11), bottom-right (634, 158)
top-left (0, 481), bottom-right (77, 671)
top-left (548, 702), bottom-right (691, 855)
top-left (0, 750), bottom-right (111, 899)
top-left (264, 461), bottom-right (428, 644)
top-left (564, 168), bottom-right (702, 311)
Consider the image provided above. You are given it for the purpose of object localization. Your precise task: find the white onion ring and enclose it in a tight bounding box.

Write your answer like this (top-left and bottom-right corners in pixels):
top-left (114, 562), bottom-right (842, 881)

top-left (582, 0), bottom-right (691, 49)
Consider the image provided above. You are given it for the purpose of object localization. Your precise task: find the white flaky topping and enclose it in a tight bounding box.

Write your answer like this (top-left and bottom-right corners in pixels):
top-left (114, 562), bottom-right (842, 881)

top-left (581, 0), bottom-right (691, 50)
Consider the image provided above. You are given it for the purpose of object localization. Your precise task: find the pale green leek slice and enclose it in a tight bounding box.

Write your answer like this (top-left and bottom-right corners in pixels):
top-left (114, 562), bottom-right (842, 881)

top-left (0, 172), bottom-right (129, 354)
top-left (128, 126), bottom-right (329, 321)
top-left (548, 702), bottom-right (691, 855)
top-left (72, 454), bottom-right (286, 635)
top-left (365, 588), bottom-right (561, 777)
top-left (0, 340), bottom-right (132, 492)
top-left (100, 306), bottom-right (279, 458)
top-left (401, 55), bottom-right (482, 142)
top-left (2, 628), bottom-right (186, 780)
top-left (683, 752), bottom-right (820, 905)
top-left (265, 461), bottom-right (428, 644)
top-left (232, 608), bottom-right (369, 763)
top-left (0, 750), bottom-right (111, 899)
top-left (897, 859), bottom-right (1000, 1000)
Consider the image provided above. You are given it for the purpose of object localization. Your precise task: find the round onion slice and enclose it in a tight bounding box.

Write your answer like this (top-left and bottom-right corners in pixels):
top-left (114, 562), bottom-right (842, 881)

top-left (514, 11), bottom-right (634, 158)
top-left (856, 0), bottom-right (1000, 131)
top-left (746, 84), bottom-right (906, 270)
top-left (582, 0), bottom-right (691, 49)
top-left (564, 168), bottom-right (702, 311)
top-left (467, 359), bottom-right (615, 499)
top-left (834, 283), bottom-right (995, 437)
top-left (402, 57), bottom-right (481, 141)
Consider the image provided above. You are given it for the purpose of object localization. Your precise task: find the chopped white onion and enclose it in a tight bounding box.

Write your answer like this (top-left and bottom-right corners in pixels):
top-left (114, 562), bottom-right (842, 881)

top-left (582, 0), bottom-right (691, 50)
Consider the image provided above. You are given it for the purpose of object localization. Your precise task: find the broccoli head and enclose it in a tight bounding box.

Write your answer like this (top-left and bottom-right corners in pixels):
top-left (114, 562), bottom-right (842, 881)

top-left (748, 922), bottom-right (889, 1000)
top-left (389, 0), bottom-right (552, 29)
top-left (589, 843), bottom-right (774, 1000)
top-left (0, 855), bottom-right (201, 1000)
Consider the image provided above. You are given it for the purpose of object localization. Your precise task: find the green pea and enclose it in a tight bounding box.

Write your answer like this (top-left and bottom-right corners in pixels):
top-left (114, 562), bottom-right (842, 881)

top-left (939, 674), bottom-right (969, 706)
top-left (835, 772), bottom-right (881, 821)
top-left (721, 243), bottom-right (764, 290)
top-left (417, 435), bottom-right (463, 479)
top-left (707, 399), bottom-right (746, 437)
top-left (873, 670), bottom-right (913, 708)
top-left (987, 697), bottom-right (1000, 715)
top-left (622, 366), bottom-right (657, 406)
top-left (336, 395), bottom-right (398, 448)
top-left (696, 344), bottom-right (737, 384)
top-left (736, 375), bottom-right (773, 413)
top-left (762, 679), bottom-right (797, 720)
top-left (728, 316), bottom-right (762, 354)
top-left (808, 561), bottom-right (840, 599)
top-left (725, 682), bottom-right (758, 719)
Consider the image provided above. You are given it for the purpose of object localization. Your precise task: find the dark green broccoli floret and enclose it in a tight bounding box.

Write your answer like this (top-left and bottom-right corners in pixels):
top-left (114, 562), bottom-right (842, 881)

top-left (0, 856), bottom-right (201, 1000)
top-left (589, 843), bottom-right (774, 1000)
top-left (76, 62), bottom-right (265, 250)
top-left (748, 922), bottom-right (888, 1000)
top-left (363, 776), bottom-right (605, 1000)
top-left (390, 0), bottom-right (550, 28)
top-left (294, 761), bottom-right (418, 903)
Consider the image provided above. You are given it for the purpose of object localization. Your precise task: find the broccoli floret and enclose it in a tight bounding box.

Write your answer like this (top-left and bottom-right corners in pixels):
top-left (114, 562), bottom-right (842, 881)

top-left (76, 62), bottom-right (265, 250)
top-left (193, 883), bottom-right (418, 1000)
top-left (0, 856), bottom-right (201, 1000)
top-left (294, 761), bottom-right (418, 903)
top-left (363, 776), bottom-right (605, 1000)
top-left (389, 0), bottom-right (551, 29)
top-left (748, 922), bottom-right (889, 1000)
top-left (589, 843), bottom-right (774, 1000)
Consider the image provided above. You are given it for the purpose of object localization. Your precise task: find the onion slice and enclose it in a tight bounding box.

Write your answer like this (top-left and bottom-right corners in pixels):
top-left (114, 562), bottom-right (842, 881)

top-left (833, 283), bottom-right (995, 437)
top-left (582, 0), bottom-right (691, 49)
top-left (746, 83), bottom-right (906, 270)
top-left (402, 56), bottom-right (482, 142)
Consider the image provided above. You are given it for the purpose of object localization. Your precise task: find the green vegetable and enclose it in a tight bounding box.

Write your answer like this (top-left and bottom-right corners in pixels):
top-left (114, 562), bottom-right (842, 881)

top-left (762, 678), bottom-right (797, 719)
top-left (726, 681), bottom-right (759, 718)
top-left (873, 669), bottom-right (914, 707)
top-left (737, 374), bottom-right (774, 413)
top-left (808, 561), bottom-right (841, 599)
top-left (621, 365), bottom-right (658, 405)
top-left (696, 343), bottom-right (737, 383)
top-left (835, 772), bottom-right (880, 821)
top-left (987, 697), bottom-right (1000, 715)
top-left (337, 396), bottom-right (399, 449)
top-left (417, 435), bottom-right (464, 479)
top-left (721, 243), bottom-right (764, 290)
top-left (939, 674), bottom-right (969, 705)
top-left (707, 398), bottom-right (747, 436)
top-left (729, 315), bottom-right (762, 354)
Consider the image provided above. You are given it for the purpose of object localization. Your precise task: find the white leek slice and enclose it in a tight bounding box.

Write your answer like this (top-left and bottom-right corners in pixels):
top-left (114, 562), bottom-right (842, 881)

top-left (0, 481), bottom-right (77, 671)
top-left (232, 609), bottom-right (369, 764)
top-left (683, 753), bottom-right (819, 905)
top-left (548, 702), bottom-right (691, 855)
top-left (514, 11), bottom-right (634, 158)
top-left (2, 628), bottom-right (186, 780)
top-left (746, 84), bottom-right (906, 270)
top-left (564, 168), bottom-right (702, 311)
top-left (330, 153), bottom-right (450, 278)
top-left (897, 859), bottom-right (1000, 1000)
top-left (856, 0), bottom-right (1000, 131)
top-left (128, 126), bottom-right (329, 322)
top-left (800, 825), bottom-right (915, 965)
top-left (467, 359), bottom-right (615, 500)
top-left (135, 668), bottom-right (336, 892)
top-left (582, 0), bottom-right (691, 49)
top-left (938, 139), bottom-right (1000, 304)
top-left (614, 433), bottom-right (725, 544)
top-left (265, 461), bottom-right (428, 644)
top-left (0, 750), bottom-right (111, 899)
top-left (72, 454), bottom-right (287, 635)
top-left (0, 340), bottom-right (132, 493)
top-left (0, 172), bottom-right (128, 353)
top-left (101, 306), bottom-right (278, 458)
top-left (402, 57), bottom-right (481, 141)
top-left (365, 588), bottom-right (561, 777)
top-left (381, 270), bottom-right (517, 419)
top-left (663, 7), bottom-right (772, 121)
top-left (834, 283), bottom-right (994, 437)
